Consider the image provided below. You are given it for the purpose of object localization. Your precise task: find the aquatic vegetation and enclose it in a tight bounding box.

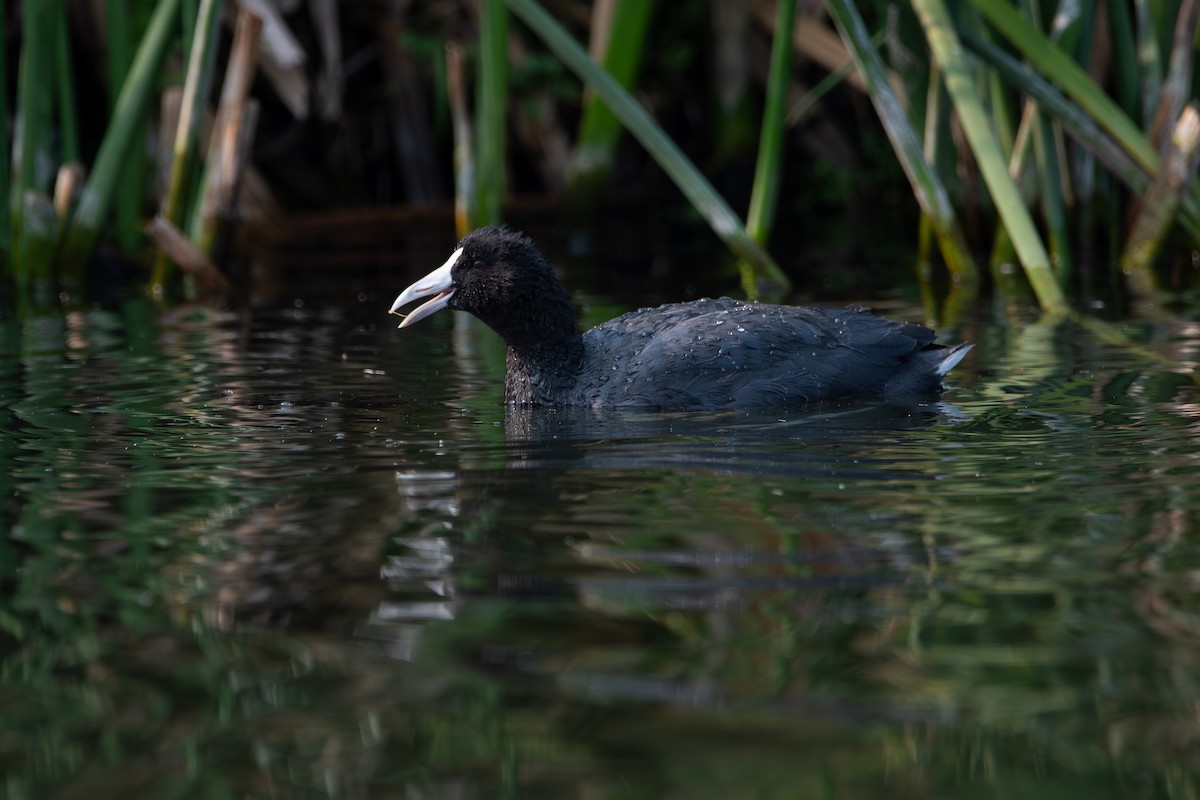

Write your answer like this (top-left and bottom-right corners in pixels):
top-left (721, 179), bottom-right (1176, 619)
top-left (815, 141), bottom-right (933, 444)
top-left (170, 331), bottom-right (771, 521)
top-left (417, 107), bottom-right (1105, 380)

top-left (0, 1), bottom-right (1197, 317)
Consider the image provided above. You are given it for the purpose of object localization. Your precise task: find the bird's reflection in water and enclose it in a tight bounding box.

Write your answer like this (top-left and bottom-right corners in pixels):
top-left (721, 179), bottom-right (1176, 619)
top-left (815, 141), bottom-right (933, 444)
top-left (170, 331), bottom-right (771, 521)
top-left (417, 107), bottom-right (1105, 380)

top-left (499, 397), bottom-right (969, 476)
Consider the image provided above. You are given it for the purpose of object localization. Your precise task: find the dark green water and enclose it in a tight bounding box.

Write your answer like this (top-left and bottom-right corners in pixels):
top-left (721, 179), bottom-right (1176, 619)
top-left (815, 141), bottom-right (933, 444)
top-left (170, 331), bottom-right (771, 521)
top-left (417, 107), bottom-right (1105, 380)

top-left (2, 290), bottom-right (1199, 798)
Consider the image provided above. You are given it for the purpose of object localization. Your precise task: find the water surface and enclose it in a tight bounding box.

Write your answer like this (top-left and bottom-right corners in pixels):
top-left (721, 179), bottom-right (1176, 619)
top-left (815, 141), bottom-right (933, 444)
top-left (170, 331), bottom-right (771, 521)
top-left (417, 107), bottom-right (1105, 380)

top-left (2, 290), bottom-right (1199, 798)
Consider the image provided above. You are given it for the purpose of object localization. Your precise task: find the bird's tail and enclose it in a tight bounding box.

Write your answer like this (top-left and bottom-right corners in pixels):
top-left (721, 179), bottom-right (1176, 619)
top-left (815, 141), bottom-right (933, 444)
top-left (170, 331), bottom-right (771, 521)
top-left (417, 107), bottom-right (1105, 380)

top-left (935, 343), bottom-right (973, 377)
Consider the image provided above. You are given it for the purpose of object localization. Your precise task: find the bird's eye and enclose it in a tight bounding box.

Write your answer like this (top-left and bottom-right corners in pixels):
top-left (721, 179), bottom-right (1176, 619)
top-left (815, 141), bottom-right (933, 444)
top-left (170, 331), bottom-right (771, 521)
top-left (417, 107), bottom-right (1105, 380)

top-left (472, 260), bottom-right (484, 270)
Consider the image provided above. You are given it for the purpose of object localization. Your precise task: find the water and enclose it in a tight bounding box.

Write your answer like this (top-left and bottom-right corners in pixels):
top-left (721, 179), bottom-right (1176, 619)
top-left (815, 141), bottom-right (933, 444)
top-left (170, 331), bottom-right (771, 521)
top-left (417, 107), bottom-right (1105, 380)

top-left (2, 290), bottom-right (1199, 798)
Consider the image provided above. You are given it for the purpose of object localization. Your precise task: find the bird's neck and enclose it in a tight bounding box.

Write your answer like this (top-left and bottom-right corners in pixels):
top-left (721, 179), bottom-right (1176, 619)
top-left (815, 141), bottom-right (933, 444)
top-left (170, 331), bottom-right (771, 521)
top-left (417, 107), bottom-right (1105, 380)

top-left (472, 279), bottom-right (581, 404)
top-left (504, 332), bottom-right (584, 405)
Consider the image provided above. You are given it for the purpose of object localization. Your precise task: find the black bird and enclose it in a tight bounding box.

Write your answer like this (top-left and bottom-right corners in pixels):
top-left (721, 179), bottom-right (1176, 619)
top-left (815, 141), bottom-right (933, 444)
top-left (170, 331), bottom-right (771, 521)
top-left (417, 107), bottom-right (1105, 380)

top-left (389, 226), bottom-right (971, 410)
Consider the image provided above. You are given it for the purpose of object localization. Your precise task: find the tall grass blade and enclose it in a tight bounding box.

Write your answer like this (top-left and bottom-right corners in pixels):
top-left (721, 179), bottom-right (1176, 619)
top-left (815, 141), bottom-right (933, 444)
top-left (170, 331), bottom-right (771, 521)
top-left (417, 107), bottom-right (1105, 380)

top-left (1122, 105), bottom-right (1200, 296)
top-left (964, 14), bottom-right (1200, 242)
top-left (710, 0), bottom-right (754, 168)
top-left (1021, 0), bottom-right (1072, 284)
top-left (53, 6), bottom-right (79, 165)
top-left (503, 0), bottom-right (783, 294)
top-left (106, 0), bottom-right (148, 255)
top-left (784, 48), bottom-right (864, 126)
top-left (914, 0), bottom-right (1067, 314)
top-left (151, 0), bottom-right (224, 296)
top-left (740, 0), bottom-right (796, 296)
top-left (1032, 108), bottom-right (1071, 282)
top-left (968, 0), bottom-right (1159, 177)
top-left (1106, 0), bottom-right (1140, 119)
top-left (190, 9), bottom-right (262, 259)
top-left (1133, 0), bottom-right (1163, 126)
top-left (53, 164), bottom-right (84, 223)
top-left (745, 0), bottom-right (795, 248)
top-left (475, 0), bottom-right (508, 227)
top-left (181, 0), bottom-right (199, 54)
top-left (20, 193), bottom-right (59, 289)
top-left (964, 32), bottom-right (1149, 193)
top-left (916, 65), bottom-right (968, 317)
top-left (0, 0), bottom-right (10, 259)
top-left (826, 0), bottom-right (977, 287)
top-left (986, 53), bottom-right (1017, 157)
top-left (566, 0), bottom-right (656, 198)
top-left (12, 0), bottom-right (57, 279)
top-left (107, 1), bottom-right (131, 112)
top-left (59, 0), bottom-right (183, 283)
top-left (446, 42), bottom-right (475, 238)
top-left (1147, 0), bottom-right (1200, 151)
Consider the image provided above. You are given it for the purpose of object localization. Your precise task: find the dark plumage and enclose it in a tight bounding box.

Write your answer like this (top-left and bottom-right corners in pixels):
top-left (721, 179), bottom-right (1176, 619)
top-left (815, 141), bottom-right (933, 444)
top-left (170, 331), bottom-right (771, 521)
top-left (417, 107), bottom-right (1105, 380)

top-left (389, 226), bottom-right (971, 410)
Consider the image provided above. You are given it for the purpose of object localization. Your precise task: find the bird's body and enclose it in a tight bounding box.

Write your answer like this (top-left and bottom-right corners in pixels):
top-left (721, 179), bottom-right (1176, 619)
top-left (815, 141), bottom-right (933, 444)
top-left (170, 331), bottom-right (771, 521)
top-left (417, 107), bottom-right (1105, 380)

top-left (390, 227), bottom-right (970, 410)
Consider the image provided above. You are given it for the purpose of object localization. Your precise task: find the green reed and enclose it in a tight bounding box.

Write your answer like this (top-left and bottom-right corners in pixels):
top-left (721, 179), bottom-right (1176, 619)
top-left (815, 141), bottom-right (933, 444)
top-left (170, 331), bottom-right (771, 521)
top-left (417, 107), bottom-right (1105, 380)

top-left (828, 0), bottom-right (977, 296)
top-left (2, 0), bottom-right (1199, 317)
top-left (59, 0), bottom-right (182, 292)
top-left (150, 0), bottom-right (224, 297)
top-left (741, 0), bottom-right (797, 296)
top-left (504, 0), bottom-right (783, 293)
top-left (11, 0), bottom-right (55, 283)
top-left (564, 0), bottom-right (656, 205)
top-left (474, 0), bottom-right (509, 228)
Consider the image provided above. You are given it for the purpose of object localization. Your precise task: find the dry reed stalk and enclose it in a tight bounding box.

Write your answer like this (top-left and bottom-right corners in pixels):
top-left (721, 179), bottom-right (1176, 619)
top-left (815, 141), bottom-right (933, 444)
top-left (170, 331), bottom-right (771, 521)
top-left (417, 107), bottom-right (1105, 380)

top-left (1122, 104), bottom-right (1200, 295)
top-left (194, 8), bottom-right (263, 255)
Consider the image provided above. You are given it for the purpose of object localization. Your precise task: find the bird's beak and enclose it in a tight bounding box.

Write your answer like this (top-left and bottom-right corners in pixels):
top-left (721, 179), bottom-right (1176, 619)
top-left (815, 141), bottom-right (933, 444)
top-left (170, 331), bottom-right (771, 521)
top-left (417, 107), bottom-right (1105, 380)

top-left (389, 247), bottom-right (462, 328)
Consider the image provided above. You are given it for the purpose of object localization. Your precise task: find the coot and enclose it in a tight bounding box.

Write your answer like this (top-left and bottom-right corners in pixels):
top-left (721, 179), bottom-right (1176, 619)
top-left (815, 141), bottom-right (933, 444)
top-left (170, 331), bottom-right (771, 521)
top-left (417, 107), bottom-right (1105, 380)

top-left (389, 227), bottom-right (971, 410)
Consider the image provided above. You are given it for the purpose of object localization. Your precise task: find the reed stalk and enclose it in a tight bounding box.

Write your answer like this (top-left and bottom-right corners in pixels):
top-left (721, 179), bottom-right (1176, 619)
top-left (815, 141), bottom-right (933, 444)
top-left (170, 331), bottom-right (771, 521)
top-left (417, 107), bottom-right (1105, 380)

top-left (107, 1), bottom-right (131, 112)
top-left (145, 216), bottom-right (230, 291)
top-left (1106, 0), bottom-right (1140, 120)
top-left (151, 0), bottom-right (224, 296)
top-left (739, 0), bottom-right (795, 295)
top-left (1147, 0), bottom-right (1200, 151)
top-left (0, 0), bottom-right (10, 259)
top-left (710, 0), bottom-right (754, 167)
top-left (744, 0), bottom-right (795, 248)
top-left (53, 7), bottom-right (79, 165)
top-left (53, 164), bottom-right (84, 223)
top-left (181, 0), bottom-right (199, 53)
top-left (966, 4), bottom-right (1200, 243)
top-left (784, 50), bottom-right (861, 126)
top-left (1020, 0), bottom-right (1071, 284)
top-left (503, 0), bottom-right (784, 294)
top-left (446, 42), bottom-right (475, 238)
top-left (59, 0), bottom-right (183, 283)
top-left (565, 0), bottom-right (656, 197)
top-left (826, 0), bottom-right (977, 288)
top-left (983, 22), bottom-right (1021, 291)
top-left (474, 0), bottom-right (508, 227)
top-left (914, 0), bottom-right (1067, 314)
top-left (106, 0), bottom-right (148, 255)
top-left (12, 1), bottom-right (57, 283)
top-left (1133, 0), bottom-right (1163, 126)
top-left (20, 193), bottom-right (59, 290)
top-left (916, 65), bottom-right (942, 316)
top-left (964, 33), bottom-right (1148, 194)
top-left (1122, 105), bottom-right (1200, 296)
top-left (1032, 109), bottom-right (1070, 282)
top-left (987, 58), bottom-right (1017, 158)
top-left (968, 0), bottom-right (1158, 179)
top-left (190, 9), bottom-right (262, 259)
